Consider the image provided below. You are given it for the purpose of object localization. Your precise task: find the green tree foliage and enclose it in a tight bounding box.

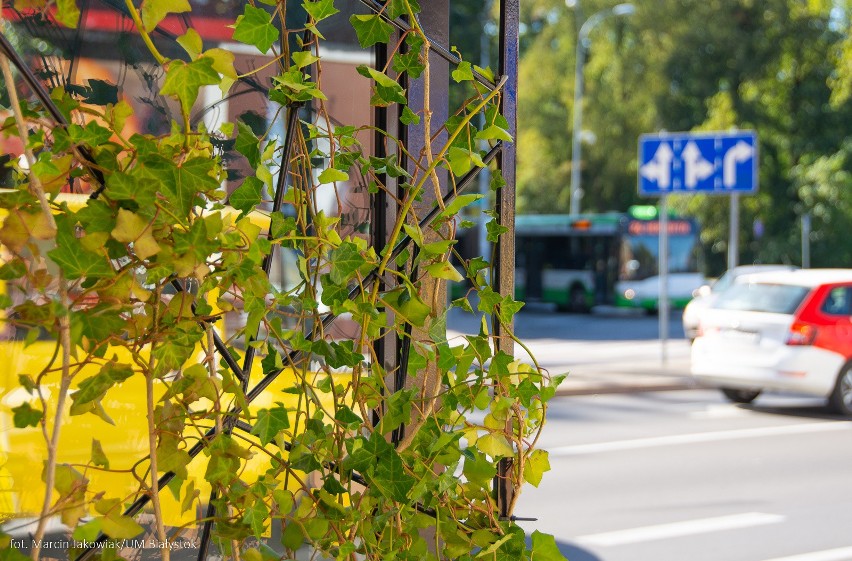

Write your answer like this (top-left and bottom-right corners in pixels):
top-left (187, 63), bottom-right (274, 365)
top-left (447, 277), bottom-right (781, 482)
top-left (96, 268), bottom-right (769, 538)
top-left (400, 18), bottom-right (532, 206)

top-left (517, 0), bottom-right (852, 273)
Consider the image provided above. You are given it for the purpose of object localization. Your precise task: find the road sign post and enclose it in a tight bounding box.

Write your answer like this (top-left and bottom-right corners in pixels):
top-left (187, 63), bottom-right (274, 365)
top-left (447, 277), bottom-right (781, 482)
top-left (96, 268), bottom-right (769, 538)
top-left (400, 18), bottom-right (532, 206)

top-left (638, 130), bottom-right (758, 363)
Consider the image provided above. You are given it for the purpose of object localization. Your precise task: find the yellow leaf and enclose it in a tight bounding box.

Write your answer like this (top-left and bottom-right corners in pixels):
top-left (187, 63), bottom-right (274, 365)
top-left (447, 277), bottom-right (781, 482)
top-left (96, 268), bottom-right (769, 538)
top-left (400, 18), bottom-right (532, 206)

top-left (110, 209), bottom-right (160, 260)
top-left (0, 210), bottom-right (55, 252)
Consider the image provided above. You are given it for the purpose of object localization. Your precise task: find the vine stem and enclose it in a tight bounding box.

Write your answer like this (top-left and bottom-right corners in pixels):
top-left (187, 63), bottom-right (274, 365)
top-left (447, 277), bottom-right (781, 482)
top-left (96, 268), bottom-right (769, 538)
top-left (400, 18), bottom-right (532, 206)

top-left (122, 0), bottom-right (167, 66)
top-left (370, 75), bottom-right (508, 304)
top-left (0, 32), bottom-right (73, 561)
top-left (145, 287), bottom-right (169, 561)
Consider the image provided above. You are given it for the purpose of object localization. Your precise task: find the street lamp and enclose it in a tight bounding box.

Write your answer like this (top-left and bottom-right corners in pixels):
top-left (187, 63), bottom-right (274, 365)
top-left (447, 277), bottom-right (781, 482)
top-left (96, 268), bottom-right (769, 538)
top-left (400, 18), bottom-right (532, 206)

top-left (569, 2), bottom-right (635, 216)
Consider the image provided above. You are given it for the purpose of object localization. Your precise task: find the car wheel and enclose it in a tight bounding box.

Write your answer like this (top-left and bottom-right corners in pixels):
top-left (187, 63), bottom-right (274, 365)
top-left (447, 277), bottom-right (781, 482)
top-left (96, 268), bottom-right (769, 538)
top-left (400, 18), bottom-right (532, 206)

top-left (720, 387), bottom-right (761, 404)
top-left (828, 364), bottom-right (852, 416)
top-left (567, 286), bottom-right (589, 314)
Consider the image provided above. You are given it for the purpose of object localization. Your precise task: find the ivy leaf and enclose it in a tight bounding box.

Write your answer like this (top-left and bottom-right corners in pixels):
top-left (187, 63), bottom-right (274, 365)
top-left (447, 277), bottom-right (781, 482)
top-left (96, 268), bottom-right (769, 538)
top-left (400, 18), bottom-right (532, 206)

top-left (55, 0), bottom-right (81, 28)
top-left (447, 146), bottom-right (485, 177)
top-left (477, 433), bottom-right (514, 458)
top-left (160, 57), bottom-right (221, 116)
top-left (426, 261), bottom-right (464, 282)
top-left (400, 106), bottom-right (420, 125)
top-left (530, 530), bottom-right (569, 561)
top-left (91, 439), bottom-right (110, 469)
top-left (110, 209), bottom-right (161, 260)
top-left (243, 501), bottom-right (269, 537)
top-left (233, 5), bottom-right (279, 53)
top-left (48, 218), bottom-right (113, 280)
top-left (292, 51), bottom-right (320, 69)
top-left (318, 167), bottom-right (349, 185)
top-left (303, 0), bottom-right (339, 22)
top-left (437, 193), bottom-right (483, 220)
top-left (229, 176), bottom-right (265, 215)
top-left (381, 287), bottom-right (430, 328)
top-left (99, 515), bottom-right (144, 539)
top-left (251, 405), bottom-right (290, 446)
top-left (141, 0), bottom-right (190, 32)
top-left (452, 61), bottom-right (474, 83)
top-left (328, 241), bottom-right (366, 284)
top-left (524, 450), bottom-right (550, 487)
top-left (349, 14), bottom-right (393, 48)
top-left (476, 124), bottom-right (513, 142)
top-left (177, 28), bottom-right (203, 59)
top-left (486, 218), bottom-right (510, 243)
top-left (12, 402), bottom-right (42, 428)
top-left (235, 121), bottom-right (261, 167)
top-left (372, 451), bottom-right (415, 502)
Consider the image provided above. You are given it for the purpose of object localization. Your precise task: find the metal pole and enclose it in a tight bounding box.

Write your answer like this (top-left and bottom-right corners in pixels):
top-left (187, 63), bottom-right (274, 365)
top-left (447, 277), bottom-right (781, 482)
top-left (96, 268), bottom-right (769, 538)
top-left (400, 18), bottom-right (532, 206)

top-left (659, 195), bottom-right (669, 364)
top-left (802, 213), bottom-right (811, 268)
top-left (728, 192), bottom-right (739, 270)
top-left (569, 38), bottom-right (585, 216)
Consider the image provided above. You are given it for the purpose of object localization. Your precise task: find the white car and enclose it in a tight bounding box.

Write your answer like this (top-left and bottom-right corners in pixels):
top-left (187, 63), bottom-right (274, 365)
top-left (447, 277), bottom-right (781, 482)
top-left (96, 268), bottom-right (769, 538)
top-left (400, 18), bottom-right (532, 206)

top-left (682, 264), bottom-right (798, 341)
top-left (616, 272), bottom-right (707, 313)
top-left (691, 268), bottom-right (852, 414)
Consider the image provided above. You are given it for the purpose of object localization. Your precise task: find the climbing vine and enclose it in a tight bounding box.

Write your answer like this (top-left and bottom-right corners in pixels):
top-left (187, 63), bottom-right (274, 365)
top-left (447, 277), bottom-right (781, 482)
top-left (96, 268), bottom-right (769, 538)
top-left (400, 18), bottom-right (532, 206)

top-left (0, 1), bottom-right (565, 560)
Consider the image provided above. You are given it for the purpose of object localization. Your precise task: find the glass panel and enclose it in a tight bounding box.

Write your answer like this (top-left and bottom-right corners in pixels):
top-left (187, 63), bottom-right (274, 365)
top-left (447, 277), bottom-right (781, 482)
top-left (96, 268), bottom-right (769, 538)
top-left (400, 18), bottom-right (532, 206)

top-left (714, 283), bottom-right (810, 314)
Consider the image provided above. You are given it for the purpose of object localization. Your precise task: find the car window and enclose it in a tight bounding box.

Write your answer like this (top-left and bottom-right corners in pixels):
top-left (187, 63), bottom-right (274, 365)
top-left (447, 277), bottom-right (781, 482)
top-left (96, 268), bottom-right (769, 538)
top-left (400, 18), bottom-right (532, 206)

top-left (712, 271), bottom-right (735, 292)
top-left (713, 282), bottom-right (809, 314)
top-left (821, 287), bottom-right (852, 316)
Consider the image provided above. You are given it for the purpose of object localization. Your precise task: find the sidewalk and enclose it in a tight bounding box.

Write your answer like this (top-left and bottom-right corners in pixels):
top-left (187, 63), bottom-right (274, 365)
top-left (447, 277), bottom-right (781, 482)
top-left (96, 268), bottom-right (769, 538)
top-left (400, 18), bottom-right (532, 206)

top-left (446, 329), bottom-right (699, 396)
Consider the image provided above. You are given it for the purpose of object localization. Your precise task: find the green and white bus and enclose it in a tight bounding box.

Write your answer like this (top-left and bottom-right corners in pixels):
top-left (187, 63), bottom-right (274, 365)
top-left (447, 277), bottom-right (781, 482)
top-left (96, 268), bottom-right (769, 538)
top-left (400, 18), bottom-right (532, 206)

top-left (456, 206), bottom-right (705, 312)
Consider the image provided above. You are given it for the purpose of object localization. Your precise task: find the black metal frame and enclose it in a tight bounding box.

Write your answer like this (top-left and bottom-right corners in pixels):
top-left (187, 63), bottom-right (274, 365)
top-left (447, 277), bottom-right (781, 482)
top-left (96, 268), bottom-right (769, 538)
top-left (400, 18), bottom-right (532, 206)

top-left (0, 0), bottom-right (519, 555)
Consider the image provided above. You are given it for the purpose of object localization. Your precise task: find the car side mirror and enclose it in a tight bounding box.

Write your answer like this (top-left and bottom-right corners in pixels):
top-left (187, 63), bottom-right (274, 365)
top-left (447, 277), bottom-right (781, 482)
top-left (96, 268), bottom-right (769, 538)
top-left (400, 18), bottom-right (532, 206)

top-left (694, 285), bottom-right (712, 298)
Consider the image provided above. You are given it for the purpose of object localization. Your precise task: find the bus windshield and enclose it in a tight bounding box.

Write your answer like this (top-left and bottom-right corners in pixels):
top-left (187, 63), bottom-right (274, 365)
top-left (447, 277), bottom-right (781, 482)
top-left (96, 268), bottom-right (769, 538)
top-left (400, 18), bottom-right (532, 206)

top-left (620, 219), bottom-right (701, 281)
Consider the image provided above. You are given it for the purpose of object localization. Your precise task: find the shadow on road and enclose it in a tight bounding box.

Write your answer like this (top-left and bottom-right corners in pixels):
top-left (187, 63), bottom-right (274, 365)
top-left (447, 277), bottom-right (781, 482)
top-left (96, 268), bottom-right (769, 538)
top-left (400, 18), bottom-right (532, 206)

top-left (554, 541), bottom-right (602, 561)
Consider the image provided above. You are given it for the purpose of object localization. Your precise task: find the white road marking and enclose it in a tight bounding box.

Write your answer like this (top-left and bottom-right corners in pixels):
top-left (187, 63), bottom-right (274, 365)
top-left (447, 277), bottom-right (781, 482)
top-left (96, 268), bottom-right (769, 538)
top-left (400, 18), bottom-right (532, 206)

top-left (549, 421), bottom-right (851, 456)
top-left (576, 512), bottom-right (785, 547)
top-left (689, 403), bottom-right (751, 419)
top-left (761, 547), bottom-right (852, 561)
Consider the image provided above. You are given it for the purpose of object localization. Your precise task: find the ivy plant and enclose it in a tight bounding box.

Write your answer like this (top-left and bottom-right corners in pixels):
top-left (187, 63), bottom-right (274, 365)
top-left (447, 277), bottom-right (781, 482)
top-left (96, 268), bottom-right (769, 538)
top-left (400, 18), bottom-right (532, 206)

top-left (0, 1), bottom-right (566, 561)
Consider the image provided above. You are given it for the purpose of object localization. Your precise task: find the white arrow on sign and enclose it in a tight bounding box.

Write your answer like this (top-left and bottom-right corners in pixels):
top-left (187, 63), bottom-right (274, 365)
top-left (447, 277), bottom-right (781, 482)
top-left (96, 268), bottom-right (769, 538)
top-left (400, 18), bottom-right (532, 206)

top-left (723, 140), bottom-right (755, 188)
top-left (640, 143), bottom-right (674, 189)
top-left (682, 141), bottom-right (714, 188)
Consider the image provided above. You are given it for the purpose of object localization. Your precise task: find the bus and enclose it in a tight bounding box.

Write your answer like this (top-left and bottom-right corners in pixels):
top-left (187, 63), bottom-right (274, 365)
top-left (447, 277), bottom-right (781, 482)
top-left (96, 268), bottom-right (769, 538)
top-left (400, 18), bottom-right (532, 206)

top-left (456, 206), bottom-right (706, 312)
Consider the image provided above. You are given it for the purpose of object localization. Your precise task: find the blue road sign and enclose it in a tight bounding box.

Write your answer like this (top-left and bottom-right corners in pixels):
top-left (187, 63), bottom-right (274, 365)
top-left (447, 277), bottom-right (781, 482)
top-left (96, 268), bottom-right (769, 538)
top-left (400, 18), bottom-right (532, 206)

top-left (638, 131), bottom-right (758, 196)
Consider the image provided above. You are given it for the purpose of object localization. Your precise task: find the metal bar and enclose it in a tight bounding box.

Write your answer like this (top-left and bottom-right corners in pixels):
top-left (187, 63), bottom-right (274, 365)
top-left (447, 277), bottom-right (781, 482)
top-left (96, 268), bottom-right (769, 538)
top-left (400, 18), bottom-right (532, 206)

top-left (0, 30), bottom-right (106, 191)
top-left (240, 104), bottom-right (302, 388)
top-left (357, 0), bottom-right (497, 90)
top-left (194, 491), bottom-right (218, 561)
top-left (493, 0), bottom-right (519, 522)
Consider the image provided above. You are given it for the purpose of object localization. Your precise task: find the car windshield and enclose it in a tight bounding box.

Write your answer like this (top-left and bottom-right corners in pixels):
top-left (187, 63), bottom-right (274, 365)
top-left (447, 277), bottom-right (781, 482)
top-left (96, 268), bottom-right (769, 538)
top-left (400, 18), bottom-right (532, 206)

top-left (713, 282), bottom-right (809, 314)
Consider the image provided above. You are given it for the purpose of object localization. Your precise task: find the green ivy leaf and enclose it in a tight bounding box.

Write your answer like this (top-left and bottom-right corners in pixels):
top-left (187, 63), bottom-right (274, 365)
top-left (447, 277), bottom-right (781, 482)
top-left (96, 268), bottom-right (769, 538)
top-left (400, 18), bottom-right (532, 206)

top-left (524, 450), bottom-right (550, 487)
top-left (48, 216), bottom-right (113, 280)
top-left (437, 193), bottom-right (483, 220)
top-left (329, 241), bottom-right (366, 284)
top-left (452, 61), bottom-right (474, 83)
top-left (177, 28), bottom-right (203, 59)
top-left (447, 146), bottom-right (486, 177)
top-left (303, 0), bottom-right (339, 22)
top-left (12, 402), bottom-right (42, 428)
top-left (229, 176), bottom-right (265, 215)
top-left (233, 5), bottom-right (279, 53)
top-left (486, 218), bottom-right (510, 243)
top-left (141, 0), bottom-right (190, 32)
top-left (349, 14), bottom-right (393, 48)
top-left (99, 515), bottom-right (144, 539)
top-left (251, 405), bottom-right (290, 446)
top-left (235, 120), bottom-right (261, 168)
top-left (242, 500), bottom-right (269, 537)
top-left (160, 57), bottom-right (221, 116)
top-left (372, 451), bottom-right (415, 502)
top-left (476, 124), bottom-right (513, 142)
top-left (426, 261), bottom-right (464, 282)
top-left (530, 530), bottom-right (569, 561)
top-left (291, 51), bottom-right (320, 69)
top-left (477, 433), bottom-right (514, 458)
top-left (318, 167), bottom-right (349, 184)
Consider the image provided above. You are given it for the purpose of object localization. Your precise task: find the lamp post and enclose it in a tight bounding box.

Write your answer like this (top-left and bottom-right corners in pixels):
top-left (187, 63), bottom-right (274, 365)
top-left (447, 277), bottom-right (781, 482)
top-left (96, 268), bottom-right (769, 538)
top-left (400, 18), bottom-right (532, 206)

top-left (569, 2), bottom-right (635, 216)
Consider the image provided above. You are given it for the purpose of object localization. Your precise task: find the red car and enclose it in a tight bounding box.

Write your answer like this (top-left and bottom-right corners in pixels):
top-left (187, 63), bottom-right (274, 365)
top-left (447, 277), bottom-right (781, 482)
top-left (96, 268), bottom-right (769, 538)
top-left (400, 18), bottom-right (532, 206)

top-left (691, 269), bottom-right (852, 414)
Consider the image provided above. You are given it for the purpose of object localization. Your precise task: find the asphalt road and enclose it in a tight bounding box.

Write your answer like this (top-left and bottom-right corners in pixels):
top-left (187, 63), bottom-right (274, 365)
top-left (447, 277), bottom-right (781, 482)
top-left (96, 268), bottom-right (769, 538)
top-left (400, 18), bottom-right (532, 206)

top-left (518, 389), bottom-right (852, 561)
